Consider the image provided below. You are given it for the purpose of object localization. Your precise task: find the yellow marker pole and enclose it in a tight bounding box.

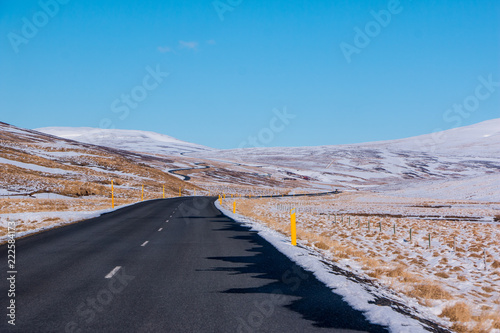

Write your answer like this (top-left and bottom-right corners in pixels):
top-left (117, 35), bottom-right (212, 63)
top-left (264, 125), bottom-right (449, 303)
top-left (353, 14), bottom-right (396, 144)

top-left (233, 201), bottom-right (236, 213)
top-left (290, 208), bottom-right (297, 246)
top-left (111, 180), bottom-right (114, 208)
top-left (179, 187), bottom-right (181, 197)
top-left (162, 185), bottom-right (165, 199)
top-left (141, 185), bottom-right (144, 201)
top-left (223, 193), bottom-right (226, 199)
top-left (219, 195), bottom-right (222, 205)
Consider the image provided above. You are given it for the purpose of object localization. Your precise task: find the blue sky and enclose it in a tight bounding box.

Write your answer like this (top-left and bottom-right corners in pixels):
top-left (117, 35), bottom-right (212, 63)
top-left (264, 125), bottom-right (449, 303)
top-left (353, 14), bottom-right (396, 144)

top-left (1, 0), bottom-right (499, 149)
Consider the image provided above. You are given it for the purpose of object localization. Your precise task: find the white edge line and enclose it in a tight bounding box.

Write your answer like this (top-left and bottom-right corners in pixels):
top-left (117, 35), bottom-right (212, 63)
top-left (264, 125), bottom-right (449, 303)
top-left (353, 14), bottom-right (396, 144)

top-left (105, 266), bottom-right (121, 279)
top-left (158, 228), bottom-right (163, 231)
top-left (141, 241), bottom-right (149, 247)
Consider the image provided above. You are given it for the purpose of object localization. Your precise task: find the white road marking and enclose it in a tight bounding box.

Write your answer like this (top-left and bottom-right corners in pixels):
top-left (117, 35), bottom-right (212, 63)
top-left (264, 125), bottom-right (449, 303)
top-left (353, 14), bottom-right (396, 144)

top-left (165, 220), bottom-right (169, 223)
top-left (105, 266), bottom-right (121, 279)
top-left (158, 228), bottom-right (163, 231)
top-left (141, 241), bottom-right (149, 247)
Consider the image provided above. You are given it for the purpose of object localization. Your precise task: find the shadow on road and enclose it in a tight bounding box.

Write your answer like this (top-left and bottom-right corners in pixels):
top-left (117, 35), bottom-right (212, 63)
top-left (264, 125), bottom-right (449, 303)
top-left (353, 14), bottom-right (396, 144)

top-left (201, 218), bottom-right (388, 332)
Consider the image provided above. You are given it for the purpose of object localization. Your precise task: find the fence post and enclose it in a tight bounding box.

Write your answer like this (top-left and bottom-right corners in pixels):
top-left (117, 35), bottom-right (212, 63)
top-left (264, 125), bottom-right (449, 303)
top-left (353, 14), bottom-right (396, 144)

top-left (111, 180), bottom-right (114, 208)
top-left (484, 249), bottom-right (487, 271)
top-left (290, 208), bottom-right (297, 246)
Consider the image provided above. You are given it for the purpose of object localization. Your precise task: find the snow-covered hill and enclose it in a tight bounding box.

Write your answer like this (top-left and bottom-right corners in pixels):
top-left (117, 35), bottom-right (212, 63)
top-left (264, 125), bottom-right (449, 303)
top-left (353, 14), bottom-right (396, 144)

top-left (191, 119), bottom-right (500, 200)
top-left (0, 122), bottom-right (186, 197)
top-left (32, 120), bottom-right (500, 201)
top-left (36, 127), bottom-right (213, 156)
top-left (362, 118), bottom-right (500, 157)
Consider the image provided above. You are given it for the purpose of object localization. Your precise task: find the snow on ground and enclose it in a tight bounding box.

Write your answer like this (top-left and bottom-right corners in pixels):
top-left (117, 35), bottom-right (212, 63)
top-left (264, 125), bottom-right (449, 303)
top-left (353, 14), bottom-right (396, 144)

top-left (216, 200), bottom-right (439, 332)
top-left (0, 157), bottom-right (77, 175)
top-left (0, 210), bottom-right (107, 243)
top-left (36, 127), bottom-right (214, 156)
top-left (0, 201), bottom-right (140, 244)
top-left (217, 192), bottom-right (500, 332)
top-left (31, 193), bottom-right (76, 199)
top-left (191, 119), bottom-right (500, 194)
top-left (377, 174), bottom-right (500, 202)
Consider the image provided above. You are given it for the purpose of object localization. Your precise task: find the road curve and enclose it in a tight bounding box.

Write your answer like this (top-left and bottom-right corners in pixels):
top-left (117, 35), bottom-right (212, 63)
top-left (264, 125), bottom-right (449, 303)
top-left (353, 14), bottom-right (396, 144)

top-left (168, 165), bottom-right (210, 181)
top-left (0, 197), bottom-right (387, 332)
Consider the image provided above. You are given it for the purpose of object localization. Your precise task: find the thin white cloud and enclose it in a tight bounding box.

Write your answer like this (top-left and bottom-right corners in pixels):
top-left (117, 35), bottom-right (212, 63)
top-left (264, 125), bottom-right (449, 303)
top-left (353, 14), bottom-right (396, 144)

top-left (178, 40), bottom-right (199, 50)
top-left (206, 39), bottom-right (216, 45)
top-left (157, 46), bottom-right (172, 53)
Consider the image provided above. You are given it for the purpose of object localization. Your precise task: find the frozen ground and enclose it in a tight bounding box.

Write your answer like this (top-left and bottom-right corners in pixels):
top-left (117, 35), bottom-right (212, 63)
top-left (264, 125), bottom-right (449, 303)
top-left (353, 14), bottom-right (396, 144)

top-left (218, 192), bottom-right (500, 332)
top-left (0, 200), bottom-right (142, 244)
top-left (36, 127), bottom-right (213, 156)
top-left (192, 119), bottom-right (500, 194)
top-left (216, 200), bottom-right (448, 332)
top-left (376, 174), bottom-right (500, 202)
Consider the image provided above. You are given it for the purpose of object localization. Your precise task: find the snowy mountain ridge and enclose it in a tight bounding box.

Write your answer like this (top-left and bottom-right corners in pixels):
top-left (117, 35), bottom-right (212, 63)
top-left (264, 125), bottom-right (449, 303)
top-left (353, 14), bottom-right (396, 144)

top-left (36, 127), bottom-right (213, 156)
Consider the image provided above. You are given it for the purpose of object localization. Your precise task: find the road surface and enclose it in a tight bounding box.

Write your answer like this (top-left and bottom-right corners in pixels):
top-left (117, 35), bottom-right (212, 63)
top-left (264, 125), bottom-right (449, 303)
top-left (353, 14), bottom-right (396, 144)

top-left (0, 197), bottom-right (387, 332)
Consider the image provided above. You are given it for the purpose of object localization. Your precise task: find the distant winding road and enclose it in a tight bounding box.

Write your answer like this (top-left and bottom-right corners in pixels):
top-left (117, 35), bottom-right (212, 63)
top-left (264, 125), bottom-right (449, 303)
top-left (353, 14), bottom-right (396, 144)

top-left (168, 164), bottom-right (210, 181)
top-left (0, 197), bottom-right (386, 332)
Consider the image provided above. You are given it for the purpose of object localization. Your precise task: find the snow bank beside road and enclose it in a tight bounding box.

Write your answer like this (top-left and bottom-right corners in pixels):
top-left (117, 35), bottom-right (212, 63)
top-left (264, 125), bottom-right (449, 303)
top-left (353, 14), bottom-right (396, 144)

top-left (215, 201), bottom-right (442, 333)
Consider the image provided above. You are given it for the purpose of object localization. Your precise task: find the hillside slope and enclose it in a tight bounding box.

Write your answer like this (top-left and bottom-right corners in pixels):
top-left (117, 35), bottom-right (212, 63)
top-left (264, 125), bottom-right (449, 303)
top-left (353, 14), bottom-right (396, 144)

top-left (0, 122), bottom-right (191, 198)
top-left (191, 119), bottom-right (500, 199)
top-left (36, 127), bottom-right (213, 156)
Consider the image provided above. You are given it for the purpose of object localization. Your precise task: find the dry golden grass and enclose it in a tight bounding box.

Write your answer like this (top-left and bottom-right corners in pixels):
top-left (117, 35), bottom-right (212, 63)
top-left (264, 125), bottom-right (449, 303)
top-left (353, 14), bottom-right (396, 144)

top-left (221, 195), bottom-right (500, 332)
top-left (435, 272), bottom-right (450, 279)
top-left (440, 302), bottom-right (471, 322)
top-left (0, 132), bottom-right (202, 202)
top-left (407, 282), bottom-right (452, 300)
top-left (0, 197), bottom-right (139, 238)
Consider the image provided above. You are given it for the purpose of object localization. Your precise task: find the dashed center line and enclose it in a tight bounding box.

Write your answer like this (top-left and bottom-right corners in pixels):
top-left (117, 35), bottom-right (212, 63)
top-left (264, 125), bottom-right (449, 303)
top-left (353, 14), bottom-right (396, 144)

top-left (158, 228), bottom-right (163, 231)
top-left (141, 241), bottom-right (149, 247)
top-left (105, 266), bottom-right (121, 279)
top-left (165, 220), bottom-right (169, 223)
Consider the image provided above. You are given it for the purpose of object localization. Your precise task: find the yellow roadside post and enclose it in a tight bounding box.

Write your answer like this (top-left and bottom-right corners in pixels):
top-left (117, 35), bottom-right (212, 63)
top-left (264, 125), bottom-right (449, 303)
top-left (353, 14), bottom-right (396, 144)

top-left (219, 194), bottom-right (222, 205)
top-left (223, 193), bottom-right (226, 199)
top-left (233, 201), bottom-right (236, 213)
top-left (111, 180), bottom-right (114, 208)
top-left (141, 185), bottom-right (144, 201)
top-left (290, 208), bottom-right (297, 246)
top-left (179, 187), bottom-right (181, 197)
top-left (162, 185), bottom-right (165, 199)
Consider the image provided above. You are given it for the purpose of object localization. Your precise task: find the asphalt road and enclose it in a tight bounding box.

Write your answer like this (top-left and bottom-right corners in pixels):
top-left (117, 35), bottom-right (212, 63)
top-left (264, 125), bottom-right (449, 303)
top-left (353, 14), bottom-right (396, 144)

top-left (0, 197), bottom-right (388, 332)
